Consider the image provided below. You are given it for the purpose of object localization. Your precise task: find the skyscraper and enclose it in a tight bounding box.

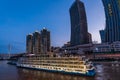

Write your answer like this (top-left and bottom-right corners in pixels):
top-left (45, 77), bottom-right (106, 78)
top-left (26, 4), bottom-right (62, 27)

top-left (70, 0), bottom-right (89, 46)
top-left (88, 33), bottom-right (92, 43)
top-left (33, 31), bottom-right (41, 54)
top-left (101, 0), bottom-right (120, 43)
top-left (99, 30), bottom-right (105, 43)
top-left (26, 28), bottom-right (51, 54)
top-left (26, 34), bottom-right (33, 53)
top-left (41, 28), bottom-right (51, 53)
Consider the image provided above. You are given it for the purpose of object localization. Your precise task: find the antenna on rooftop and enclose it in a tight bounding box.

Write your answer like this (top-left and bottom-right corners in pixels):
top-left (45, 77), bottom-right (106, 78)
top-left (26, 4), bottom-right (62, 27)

top-left (43, 27), bottom-right (46, 29)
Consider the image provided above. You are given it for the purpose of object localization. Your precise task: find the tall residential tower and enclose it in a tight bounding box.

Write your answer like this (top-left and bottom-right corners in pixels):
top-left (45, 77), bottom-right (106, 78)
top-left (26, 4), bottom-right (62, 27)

top-left (70, 0), bottom-right (89, 46)
top-left (33, 31), bottom-right (41, 54)
top-left (101, 0), bottom-right (120, 43)
top-left (26, 28), bottom-right (51, 54)
top-left (26, 34), bottom-right (33, 53)
top-left (41, 28), bottom-right (51, 54)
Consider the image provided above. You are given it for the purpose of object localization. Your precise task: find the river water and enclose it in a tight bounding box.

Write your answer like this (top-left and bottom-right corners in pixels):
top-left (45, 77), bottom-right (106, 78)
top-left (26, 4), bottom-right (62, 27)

top-left (0, 61), bottom-right (120, 80)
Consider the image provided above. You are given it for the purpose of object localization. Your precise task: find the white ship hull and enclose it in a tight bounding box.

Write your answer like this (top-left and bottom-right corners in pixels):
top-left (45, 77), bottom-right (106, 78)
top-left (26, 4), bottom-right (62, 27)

top-left (17, 63), bottom-right (95, 76)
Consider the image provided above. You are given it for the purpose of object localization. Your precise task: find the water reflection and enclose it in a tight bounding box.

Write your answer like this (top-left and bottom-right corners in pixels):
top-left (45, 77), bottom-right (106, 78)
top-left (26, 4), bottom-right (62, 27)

top-left (0, 61), bottom-right (120, 80)
top-left (94, 63), bottom-right (120, 80)
top-left (17, 68), bottom-right (93, 80)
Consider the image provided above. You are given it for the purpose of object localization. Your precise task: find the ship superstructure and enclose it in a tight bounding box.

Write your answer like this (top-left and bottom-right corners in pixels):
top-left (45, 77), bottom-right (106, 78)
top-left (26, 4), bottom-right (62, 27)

top-left (17, 54), bottom-right (95, 76)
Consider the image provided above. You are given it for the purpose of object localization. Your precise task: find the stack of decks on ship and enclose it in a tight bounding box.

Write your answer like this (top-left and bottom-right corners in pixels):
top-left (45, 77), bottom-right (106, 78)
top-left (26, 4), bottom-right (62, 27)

top-left (17, 55), bottom-right (94, 74)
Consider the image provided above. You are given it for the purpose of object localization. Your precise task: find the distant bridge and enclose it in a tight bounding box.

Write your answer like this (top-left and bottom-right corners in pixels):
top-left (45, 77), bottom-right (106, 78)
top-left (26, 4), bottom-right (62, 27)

top-left (0, 53), bottom-right (25, 60)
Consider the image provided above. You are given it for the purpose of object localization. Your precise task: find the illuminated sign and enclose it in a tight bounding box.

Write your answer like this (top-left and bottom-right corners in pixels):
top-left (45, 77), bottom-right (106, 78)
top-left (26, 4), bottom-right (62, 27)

top-left (108, 3), bottom-right (112, 16)
top-left (118, 0), bottom-right (120, 10)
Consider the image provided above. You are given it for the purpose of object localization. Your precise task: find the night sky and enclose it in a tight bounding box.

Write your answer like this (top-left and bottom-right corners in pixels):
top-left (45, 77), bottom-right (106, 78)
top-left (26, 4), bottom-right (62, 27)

top-left (0, 0), bottom-right (105, 53)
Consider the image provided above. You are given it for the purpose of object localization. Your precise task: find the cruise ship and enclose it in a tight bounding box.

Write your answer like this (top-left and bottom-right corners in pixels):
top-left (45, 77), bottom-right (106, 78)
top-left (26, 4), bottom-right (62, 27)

top-left (17, 54), bottom-right (95, 76)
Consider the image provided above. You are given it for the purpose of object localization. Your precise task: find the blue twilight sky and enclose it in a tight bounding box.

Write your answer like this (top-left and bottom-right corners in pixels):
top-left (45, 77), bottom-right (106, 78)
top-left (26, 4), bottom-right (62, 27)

top-left (0, 0), bottom-right (105, 53)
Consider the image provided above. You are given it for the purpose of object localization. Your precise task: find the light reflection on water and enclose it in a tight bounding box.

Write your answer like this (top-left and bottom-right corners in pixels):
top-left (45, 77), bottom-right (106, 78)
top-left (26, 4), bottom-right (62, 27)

top-left (0, 61), bottom-right (120, 80)
top-left (17, 68), bottom-right (93, 80)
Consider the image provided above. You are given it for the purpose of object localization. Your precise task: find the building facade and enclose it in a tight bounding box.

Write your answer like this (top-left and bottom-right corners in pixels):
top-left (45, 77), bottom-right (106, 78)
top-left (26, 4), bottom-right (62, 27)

top-left (62, 43), bottom-right (93, 54)
top-left (93, 41), bottom-right (120, 53)
top-left (101, 0), bottom-right (120, 43)
top-left (33, 31), bottom-right (41, 54)
top-left (93, 43), bottom-right (111, 53)
top-left (62, 41), bottom-right (120, 54)
top-left (88, 33), bottom-right (92, 43)
top-left (26, 34), bottom-right (33, 53)
top-left (70, 0), bottom-right (89, 46)
top-left (99, 30), bottom-right (105, 43)
top-left (41, 28), bottom-right (51, 53)
top-left (26, 28), bottom-right (51, 54)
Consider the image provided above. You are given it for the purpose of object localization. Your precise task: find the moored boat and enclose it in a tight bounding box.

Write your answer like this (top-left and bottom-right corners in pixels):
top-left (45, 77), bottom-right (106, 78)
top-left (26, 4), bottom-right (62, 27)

top-left (17, 54), bottom-right (95, 76)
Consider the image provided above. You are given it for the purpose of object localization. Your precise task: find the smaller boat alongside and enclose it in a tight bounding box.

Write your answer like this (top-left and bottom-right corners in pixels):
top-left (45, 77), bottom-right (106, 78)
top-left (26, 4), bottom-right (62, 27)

top-left (7, 61), bottom-right (17, 65)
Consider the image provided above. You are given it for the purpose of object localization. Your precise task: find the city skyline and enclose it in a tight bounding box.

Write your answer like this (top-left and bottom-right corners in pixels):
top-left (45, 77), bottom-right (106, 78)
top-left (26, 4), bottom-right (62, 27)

top-left (0, 0), bottom-right (105, 53)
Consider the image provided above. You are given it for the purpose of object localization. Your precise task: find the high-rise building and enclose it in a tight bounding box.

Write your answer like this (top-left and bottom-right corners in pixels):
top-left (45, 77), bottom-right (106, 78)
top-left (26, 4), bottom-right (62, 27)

top-left (70, 0), bottom-right (89, 46)
top-left (88, 33), bottom-right (92, 43)
top-left (41, 28), bottom-right (51, 53)
top-left (99, 30), bottom-right (105, 43)
top-left (26, 28), bottom-right (51, 54)
top-left (101, 0), bottom-right (120, 43)
top-left (33, 31), bottom-right (41, 54)
top-left (26, 34), bottom-right (33, 53)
